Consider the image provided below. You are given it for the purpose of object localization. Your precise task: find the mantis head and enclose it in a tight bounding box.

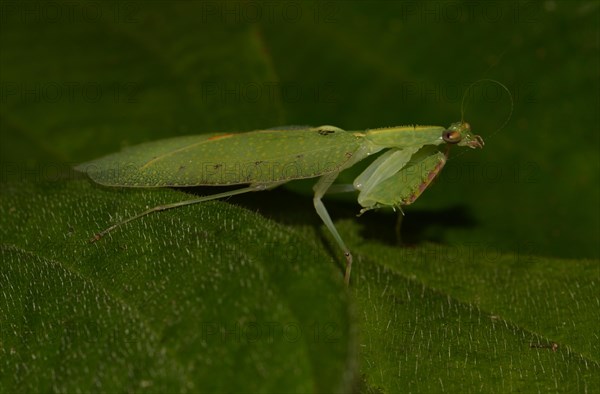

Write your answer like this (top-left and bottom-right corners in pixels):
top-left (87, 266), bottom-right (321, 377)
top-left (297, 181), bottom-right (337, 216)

top-left (442, 122), bottom-right (484, 149)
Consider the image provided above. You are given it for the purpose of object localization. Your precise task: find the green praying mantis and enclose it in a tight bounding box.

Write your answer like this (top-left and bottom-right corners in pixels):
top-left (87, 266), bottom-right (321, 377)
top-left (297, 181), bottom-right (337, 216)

top-left (76, 81), bottom-right (510, 284)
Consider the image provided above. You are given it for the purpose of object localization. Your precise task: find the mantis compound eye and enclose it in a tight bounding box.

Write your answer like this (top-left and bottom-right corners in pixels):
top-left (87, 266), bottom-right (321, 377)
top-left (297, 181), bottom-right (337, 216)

top-left (442, 130), bottom-right (462, 144)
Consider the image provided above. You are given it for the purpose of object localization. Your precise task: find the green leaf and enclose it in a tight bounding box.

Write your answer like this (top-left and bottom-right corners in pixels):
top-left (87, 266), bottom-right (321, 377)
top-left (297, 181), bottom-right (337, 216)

top-left (0, 181), bottom-right (354, 392)
top-left (351, 237), bottom-right (599, 392)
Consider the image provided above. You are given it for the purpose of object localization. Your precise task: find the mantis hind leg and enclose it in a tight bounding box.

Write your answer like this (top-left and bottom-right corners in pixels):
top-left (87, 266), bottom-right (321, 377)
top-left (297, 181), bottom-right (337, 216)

top-left (90, 183), bottom-right (282, 242)
top-left (324, 184), bottom-right (356, 194)
top-left (313, 174), bottom-right (353, 284)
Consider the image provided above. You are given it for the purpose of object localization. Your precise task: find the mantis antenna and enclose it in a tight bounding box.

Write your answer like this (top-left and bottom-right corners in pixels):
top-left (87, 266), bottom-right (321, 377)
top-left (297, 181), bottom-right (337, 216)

top-left (460, 78), bottom-right (514, 140)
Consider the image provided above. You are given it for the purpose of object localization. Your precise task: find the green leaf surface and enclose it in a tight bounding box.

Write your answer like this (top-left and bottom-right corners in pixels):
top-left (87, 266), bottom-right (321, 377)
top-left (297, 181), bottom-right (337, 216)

top-left (1, 0), bottom-right (598, 392)
top-left (0, 181), bottom-right (354, 392)
top-left (352, 239), bottom-right (599, 392)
